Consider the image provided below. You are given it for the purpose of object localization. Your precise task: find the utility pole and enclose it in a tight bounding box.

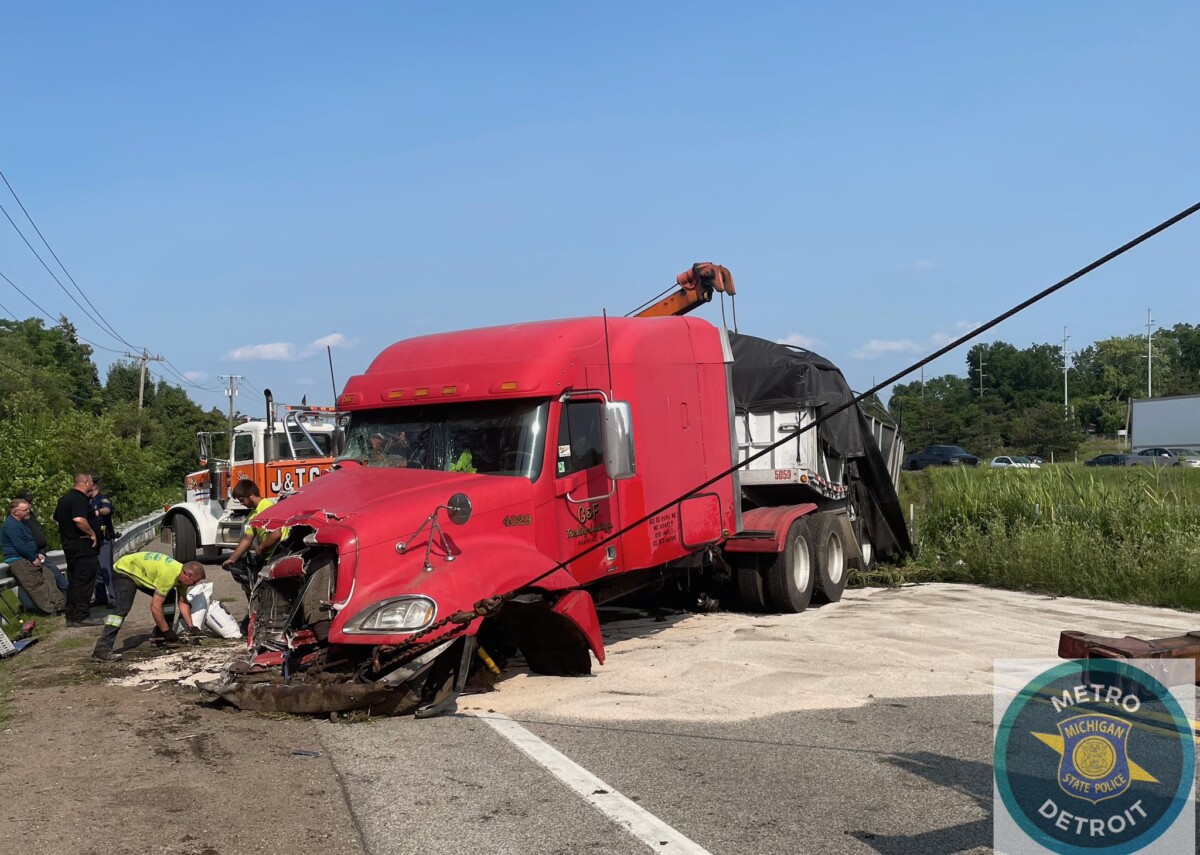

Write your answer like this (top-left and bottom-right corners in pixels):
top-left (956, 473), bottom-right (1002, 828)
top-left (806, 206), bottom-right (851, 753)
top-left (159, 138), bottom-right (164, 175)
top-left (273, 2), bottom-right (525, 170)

top-left (977, 348), bottom-right (986, 397)
top-left (1146, 309), bottom-right (1155, 398)
top-left (218, 375), bottom-right (242, 453)
top-left (1061, 326), bottom-right (1070, 418)
top-left (123, 348), bottom-right (164, 447)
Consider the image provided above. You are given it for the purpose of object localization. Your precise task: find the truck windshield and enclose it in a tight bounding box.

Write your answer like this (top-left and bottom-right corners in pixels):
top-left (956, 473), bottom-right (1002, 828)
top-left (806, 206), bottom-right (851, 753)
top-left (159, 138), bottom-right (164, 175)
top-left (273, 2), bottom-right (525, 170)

top-left (339, 399), bottom-right (550, 480)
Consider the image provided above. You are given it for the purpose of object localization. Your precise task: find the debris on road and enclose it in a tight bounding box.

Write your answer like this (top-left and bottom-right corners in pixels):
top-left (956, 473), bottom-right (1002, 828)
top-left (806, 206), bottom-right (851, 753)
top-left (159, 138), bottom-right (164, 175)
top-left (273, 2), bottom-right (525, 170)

top-left (106, 646), bottom-right (240, 688)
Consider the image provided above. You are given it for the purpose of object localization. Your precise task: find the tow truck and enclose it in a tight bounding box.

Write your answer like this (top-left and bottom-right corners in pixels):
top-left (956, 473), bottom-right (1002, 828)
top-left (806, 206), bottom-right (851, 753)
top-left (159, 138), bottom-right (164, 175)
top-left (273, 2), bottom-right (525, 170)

top-left (163, 395), bottom-right (340, 562)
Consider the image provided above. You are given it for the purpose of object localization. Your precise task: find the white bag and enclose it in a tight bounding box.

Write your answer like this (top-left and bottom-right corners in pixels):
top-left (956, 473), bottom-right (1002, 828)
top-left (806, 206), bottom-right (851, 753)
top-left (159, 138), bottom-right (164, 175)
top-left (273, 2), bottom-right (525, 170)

top-left (187, 581), bottom-right (214, 629)
top-left (205, 599), bottom-right (242, 639)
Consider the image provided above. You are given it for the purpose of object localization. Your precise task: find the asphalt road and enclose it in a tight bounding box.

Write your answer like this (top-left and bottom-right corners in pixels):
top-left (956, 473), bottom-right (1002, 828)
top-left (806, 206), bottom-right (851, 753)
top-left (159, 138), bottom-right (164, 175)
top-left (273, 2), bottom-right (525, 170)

top-left (322, 696), bottom-right (995, 855)
top-left (303, 585), bottom-right (1200, 855)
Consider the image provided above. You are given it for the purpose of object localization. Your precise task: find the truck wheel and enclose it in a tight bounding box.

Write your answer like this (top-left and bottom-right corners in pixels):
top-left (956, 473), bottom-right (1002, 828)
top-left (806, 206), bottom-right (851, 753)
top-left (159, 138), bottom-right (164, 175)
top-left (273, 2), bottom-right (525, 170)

top-left (734, 555), bottom-right (766, 612)
top-left (172, 516), bottom-right (198, 563)
top-left (764, 517), bottom-right (815, 614)
top-left (853, 516), bottom-right (876, 573)
top-left (812, 513), bottom-right (848, 604)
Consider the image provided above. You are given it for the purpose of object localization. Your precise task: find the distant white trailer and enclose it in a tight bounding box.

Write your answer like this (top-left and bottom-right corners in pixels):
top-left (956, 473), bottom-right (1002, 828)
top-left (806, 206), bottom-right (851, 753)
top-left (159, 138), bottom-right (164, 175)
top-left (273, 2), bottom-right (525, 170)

top-left (1128, 394), bottom-right (1200, 452)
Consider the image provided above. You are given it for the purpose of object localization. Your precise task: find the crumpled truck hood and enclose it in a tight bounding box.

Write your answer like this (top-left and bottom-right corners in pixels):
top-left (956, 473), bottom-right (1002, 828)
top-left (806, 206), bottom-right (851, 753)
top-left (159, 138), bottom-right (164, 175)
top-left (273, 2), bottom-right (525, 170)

top-left (252, 463), bottom-right (558, 644)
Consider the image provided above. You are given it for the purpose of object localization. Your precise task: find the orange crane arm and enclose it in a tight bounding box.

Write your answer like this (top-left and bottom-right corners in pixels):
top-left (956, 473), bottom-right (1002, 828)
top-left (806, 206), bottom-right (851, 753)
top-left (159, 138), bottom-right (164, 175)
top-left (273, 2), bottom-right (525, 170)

top-left (634, 262), bottom-right (736, 318)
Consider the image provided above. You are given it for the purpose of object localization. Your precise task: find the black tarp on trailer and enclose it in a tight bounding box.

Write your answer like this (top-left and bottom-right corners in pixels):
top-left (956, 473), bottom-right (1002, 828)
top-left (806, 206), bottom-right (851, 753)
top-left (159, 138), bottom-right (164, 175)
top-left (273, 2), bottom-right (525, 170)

top-left (728, 332), bottom-right (913, 560)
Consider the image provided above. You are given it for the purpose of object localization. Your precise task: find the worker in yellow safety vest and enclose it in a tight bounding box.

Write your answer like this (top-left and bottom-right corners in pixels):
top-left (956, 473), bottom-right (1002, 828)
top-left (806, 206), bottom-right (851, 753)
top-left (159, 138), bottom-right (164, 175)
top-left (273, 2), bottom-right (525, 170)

top-left (222, 479), bottom-right (290, 597)
top-left (91, 551), bottom-right (205, 661)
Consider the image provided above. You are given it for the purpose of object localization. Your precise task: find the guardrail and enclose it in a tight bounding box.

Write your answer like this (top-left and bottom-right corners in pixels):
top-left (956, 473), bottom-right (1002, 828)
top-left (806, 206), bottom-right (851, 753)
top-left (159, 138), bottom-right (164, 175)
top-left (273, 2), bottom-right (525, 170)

top-left (1, 510), bottom-right (166, 623)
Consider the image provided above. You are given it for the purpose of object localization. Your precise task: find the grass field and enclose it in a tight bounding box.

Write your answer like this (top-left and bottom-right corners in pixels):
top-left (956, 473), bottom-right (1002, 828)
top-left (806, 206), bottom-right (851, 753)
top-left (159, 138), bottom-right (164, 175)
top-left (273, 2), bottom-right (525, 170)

top-left (896, 465), bottom-right (1200, 611)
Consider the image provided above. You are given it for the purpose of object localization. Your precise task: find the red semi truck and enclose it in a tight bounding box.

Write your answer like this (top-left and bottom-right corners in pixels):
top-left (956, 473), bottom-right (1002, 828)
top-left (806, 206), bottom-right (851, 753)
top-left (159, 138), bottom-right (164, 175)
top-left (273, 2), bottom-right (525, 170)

top-left (207, 265), bottom-right (911, 715)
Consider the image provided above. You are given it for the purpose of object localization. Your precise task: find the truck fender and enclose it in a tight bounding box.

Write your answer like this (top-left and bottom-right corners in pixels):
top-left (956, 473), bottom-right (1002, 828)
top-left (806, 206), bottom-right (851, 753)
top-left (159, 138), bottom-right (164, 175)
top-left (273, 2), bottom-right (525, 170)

top-left (723, 503), bottom-right (819, 554)
top-left (552, 589), bottom-right (605, 665)
top-left (496, 590), bottom-right (603, 676)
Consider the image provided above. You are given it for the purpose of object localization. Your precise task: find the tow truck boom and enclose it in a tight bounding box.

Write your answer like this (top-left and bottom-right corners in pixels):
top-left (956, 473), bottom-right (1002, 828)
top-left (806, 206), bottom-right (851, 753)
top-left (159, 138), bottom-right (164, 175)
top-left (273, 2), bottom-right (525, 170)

top-left (634, 262), bottom-right (736, 318)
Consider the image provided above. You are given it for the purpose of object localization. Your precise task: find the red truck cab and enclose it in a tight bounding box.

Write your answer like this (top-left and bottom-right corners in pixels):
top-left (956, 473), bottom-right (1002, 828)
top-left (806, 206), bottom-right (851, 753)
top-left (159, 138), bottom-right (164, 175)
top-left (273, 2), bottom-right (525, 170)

top-left (214, 310), bottom-right (907, 716)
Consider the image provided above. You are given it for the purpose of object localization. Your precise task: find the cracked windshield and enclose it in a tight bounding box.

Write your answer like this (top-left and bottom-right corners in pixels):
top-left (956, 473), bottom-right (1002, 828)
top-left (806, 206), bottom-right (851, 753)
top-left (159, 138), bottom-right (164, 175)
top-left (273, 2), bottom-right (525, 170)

top-left (339, 399), bottom-right (549, 479)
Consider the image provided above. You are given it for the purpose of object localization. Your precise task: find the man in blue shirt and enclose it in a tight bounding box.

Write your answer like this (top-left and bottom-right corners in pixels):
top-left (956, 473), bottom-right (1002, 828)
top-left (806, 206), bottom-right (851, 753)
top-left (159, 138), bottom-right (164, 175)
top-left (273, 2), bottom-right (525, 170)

top-left (89, 478), bottom-right (117, 607)
top-left (2, 497), bottom-right (66, 614)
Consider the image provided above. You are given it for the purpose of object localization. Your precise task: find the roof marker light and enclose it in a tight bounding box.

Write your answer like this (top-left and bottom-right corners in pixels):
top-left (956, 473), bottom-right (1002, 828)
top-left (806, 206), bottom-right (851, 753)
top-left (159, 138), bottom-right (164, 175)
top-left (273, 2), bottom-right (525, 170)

top-left (442, 385), bottom-right (457, 396)
top-left (414, 388), bottom-right (429, 398)
top-left (499, 381), bottom-right (518, 391)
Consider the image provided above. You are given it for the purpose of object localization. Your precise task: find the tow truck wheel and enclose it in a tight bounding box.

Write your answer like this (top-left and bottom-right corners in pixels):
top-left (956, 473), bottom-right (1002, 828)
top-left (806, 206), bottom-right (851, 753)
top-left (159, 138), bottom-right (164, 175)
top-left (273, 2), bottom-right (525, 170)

top-left (764, 517), bottom-right (815, 614)
top-left (812, 513), bottom-right (848, 604)
top-left (734, 554), bottom-right (766, 612)
top-left (172, 516), bottom-right (198, 563)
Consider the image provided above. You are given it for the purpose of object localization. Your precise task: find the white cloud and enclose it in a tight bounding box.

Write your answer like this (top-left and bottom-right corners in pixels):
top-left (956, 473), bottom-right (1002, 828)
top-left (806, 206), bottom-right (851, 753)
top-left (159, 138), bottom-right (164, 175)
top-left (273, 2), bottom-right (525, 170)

top-left (222, 332), bottom-right (357, 362)
top-left (222, 342), bottom-right (299, 361)
top-left (853, 321), bottom-right (982, 360)
top-left (778, 332), bottom-right (822, 350)
top-left (308, 332), bottom-right (356, 350)
top-left (928, 321), bottom-right (979, 347)
top-left (182, 370), bottom-right (206, 381)
top-left (852, 339), bottom-right (923, 359)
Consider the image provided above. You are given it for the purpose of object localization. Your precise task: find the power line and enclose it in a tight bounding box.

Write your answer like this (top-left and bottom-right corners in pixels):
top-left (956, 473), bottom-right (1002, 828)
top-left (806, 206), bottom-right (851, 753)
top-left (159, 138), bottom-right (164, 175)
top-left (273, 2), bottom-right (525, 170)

top-left (160, 356), bottom-right (225, 394)
top-left (0, 268), bottom-right (124, 354)
top-left (0, 168), bottom-right (141, 351)
top-left (0, 198), bottom-right (139, 352)
top-left (0, 168), bottom-right (220, 398)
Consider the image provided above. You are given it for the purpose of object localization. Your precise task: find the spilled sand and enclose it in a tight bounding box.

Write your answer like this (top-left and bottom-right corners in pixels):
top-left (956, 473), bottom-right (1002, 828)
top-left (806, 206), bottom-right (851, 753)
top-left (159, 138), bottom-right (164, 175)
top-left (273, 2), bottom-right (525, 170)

top-left (460, 583), bottom-right (1200, 722)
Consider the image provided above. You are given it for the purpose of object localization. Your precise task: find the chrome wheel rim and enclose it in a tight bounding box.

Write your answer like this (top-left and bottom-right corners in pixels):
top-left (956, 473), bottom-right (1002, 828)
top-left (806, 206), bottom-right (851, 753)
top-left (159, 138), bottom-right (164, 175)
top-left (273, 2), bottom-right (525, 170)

top-left (827, 533), bottom-right (846, 585)
top-left (792, 535), bottom-right (812, 592)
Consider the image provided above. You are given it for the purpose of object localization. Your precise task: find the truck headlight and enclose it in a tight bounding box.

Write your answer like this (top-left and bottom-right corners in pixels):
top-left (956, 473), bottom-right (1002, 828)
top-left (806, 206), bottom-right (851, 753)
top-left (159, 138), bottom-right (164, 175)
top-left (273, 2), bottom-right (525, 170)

top-left (346, 596), bottom-right (436, 633)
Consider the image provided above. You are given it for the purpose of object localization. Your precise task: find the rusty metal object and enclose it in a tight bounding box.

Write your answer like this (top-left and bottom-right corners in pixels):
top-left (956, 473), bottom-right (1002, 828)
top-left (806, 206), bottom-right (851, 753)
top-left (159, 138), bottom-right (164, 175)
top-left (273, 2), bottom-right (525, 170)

top-left (1059, 629), bottom-right (1200, 685)
top-left (636, 262), bottom-right (736, 318)
top-left (201, 676), bottom-right (422, 715)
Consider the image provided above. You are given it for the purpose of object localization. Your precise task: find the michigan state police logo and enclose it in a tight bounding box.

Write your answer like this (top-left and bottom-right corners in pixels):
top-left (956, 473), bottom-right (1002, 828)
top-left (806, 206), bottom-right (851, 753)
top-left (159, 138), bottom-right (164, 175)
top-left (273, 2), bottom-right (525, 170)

top-left (1053, 714), bottom-right (1136, 804)
top-left (994, 659), bottom-right (1194, 853)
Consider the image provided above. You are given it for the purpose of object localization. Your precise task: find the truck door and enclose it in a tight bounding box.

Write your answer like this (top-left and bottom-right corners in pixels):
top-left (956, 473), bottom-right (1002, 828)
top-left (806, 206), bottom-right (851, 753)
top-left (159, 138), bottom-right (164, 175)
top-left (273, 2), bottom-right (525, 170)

top-left (229, 432), bottom-right (259, 498)
top-left (553, 399), bottom-right (624, 584)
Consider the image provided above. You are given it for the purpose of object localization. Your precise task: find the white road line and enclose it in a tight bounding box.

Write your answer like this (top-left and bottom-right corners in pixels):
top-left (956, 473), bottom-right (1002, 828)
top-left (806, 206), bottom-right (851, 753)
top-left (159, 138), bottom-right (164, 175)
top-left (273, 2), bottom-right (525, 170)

top-left (474, 712), bottom-right (714, 855)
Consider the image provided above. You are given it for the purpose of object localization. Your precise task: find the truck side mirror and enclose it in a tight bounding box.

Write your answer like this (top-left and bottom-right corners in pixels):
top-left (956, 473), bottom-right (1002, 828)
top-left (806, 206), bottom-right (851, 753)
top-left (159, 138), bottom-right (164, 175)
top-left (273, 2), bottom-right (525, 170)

top-left (602, 402), bottom-right (636, 481)
top-left (445, 493), bottom-right (472, 525)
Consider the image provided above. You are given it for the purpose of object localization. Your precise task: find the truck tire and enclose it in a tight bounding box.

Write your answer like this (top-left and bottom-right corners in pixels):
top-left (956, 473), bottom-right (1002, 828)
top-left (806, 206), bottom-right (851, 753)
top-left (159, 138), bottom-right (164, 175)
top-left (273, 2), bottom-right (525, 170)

top-left (734, 554), bottom-right (766, 612)
top-left (172, 516), bottom-right (198, 563)
top-left (853, 515), bottom-right (876, 573)
top-left (812, 513), bottom-right (848, 604)
top-left (763, 517), bottom-right (815, 614)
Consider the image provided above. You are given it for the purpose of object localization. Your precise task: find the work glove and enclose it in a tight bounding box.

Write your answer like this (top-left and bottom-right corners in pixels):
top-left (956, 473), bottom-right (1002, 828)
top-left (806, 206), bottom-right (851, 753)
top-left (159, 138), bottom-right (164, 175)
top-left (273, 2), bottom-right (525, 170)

top-left (183, 626), bottom-right (206, 640)
top-left (159, 629), bottom-right (182, 645)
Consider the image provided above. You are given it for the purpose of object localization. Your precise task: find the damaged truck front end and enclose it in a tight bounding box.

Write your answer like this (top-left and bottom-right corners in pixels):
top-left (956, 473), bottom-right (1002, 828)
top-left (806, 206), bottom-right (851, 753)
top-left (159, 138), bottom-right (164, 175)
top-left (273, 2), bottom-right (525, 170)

top-left (204, 396), bottom-right (608, 717)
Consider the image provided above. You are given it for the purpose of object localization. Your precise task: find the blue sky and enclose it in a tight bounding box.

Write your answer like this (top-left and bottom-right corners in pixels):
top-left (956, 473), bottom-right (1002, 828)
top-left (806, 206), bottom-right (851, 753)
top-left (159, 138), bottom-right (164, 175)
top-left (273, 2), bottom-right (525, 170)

top-left (2, 2), bottom-right (1197, 413)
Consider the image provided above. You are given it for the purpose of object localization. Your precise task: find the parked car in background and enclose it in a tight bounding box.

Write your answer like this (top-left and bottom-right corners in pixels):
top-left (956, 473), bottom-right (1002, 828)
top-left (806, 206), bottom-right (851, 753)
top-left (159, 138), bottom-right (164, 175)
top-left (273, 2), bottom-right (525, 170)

top-left (1026, 454), bottom-right (1045, 465)
top-left (991, 455), bottom-right (1040, 469)
top-left (1167, 448), bottom-right (1200, 468)
top-left (904, 444), bottom-right (980, 470)
top-left (1127, 447), bottom-right (1185, 467)
top-left (1084, 453), bottom-right (1127, 467)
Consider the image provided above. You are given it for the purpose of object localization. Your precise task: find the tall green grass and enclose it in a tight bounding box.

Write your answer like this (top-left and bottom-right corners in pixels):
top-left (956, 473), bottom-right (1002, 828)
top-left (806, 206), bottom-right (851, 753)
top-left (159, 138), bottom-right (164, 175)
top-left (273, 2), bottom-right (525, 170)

top-left (899, 466), bottom-right (1200, 610)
